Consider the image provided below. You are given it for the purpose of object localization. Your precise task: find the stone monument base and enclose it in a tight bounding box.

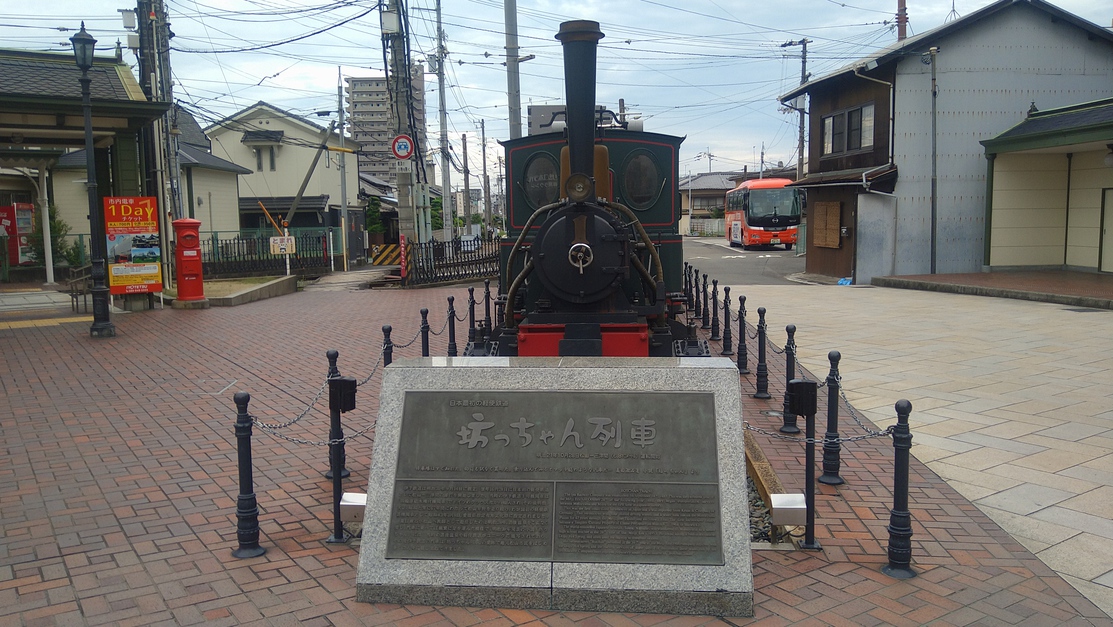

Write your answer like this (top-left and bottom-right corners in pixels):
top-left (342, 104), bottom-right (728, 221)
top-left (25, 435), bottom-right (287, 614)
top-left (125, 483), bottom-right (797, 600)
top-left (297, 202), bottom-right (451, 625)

top-left (356, 357), bottom-right (752, 617)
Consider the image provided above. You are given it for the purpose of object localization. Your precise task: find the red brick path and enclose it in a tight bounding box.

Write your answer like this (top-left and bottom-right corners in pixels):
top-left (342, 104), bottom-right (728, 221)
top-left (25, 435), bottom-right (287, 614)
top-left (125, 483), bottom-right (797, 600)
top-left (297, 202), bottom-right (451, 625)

top-left (1, 284), bottom-right (1110, 626)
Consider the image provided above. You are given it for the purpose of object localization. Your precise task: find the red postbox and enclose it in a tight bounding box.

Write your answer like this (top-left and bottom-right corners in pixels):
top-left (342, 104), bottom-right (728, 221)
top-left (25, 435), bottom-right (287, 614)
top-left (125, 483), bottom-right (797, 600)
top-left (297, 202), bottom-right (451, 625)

top-left (172, 218), bottom-right (206, 302)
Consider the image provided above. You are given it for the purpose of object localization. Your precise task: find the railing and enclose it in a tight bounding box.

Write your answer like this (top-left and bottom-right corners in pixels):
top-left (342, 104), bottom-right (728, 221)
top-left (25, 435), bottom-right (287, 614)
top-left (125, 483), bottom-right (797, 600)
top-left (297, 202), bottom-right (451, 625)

top-left (404, 237), bottom-right (499, 286)
top-left (201, 232), bottom-right (332, 278)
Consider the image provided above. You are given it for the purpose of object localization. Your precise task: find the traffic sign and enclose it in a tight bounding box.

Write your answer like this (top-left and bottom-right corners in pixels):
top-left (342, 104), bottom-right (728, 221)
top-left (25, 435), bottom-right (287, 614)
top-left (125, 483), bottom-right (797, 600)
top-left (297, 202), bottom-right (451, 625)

top-left (391, 134), bottom-right (415, 160)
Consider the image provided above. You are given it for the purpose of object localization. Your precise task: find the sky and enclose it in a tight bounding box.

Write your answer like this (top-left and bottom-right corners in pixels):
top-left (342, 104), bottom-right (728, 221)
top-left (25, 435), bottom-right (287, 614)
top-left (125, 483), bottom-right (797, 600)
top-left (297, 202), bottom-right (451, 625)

top-left (1, 0), bottom-right (1109, 192)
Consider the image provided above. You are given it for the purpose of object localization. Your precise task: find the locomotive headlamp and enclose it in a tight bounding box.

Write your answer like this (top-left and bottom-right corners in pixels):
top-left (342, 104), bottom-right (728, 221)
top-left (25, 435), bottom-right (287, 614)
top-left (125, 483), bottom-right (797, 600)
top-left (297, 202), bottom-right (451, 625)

top-left (565, 173), bottom-right (594, 203)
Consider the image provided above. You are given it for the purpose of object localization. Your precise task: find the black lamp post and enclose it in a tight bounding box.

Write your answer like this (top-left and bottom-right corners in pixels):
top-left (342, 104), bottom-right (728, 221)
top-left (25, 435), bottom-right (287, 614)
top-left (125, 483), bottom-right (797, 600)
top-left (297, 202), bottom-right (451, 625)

top-left (72, 23), bottom-right (115, 337)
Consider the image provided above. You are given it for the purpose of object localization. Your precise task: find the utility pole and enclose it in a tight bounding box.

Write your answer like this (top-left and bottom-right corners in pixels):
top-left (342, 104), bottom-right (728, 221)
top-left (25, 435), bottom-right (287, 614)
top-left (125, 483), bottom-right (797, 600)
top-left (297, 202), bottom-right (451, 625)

top-left (481, 120), bottom-right (491, 234)
top-left (781, 38), bottom-right (810, 181)
top-left (462, 133), bottom-right (471, 233)
top-left (435, 0), bottom-right (452, 239)
top-left (383, 0), bottom-right (416, 241)
top-left (504, 0), bottom-right (522, 139)
top-left (153, 0), bottom-right (182, 222)
top-left (337, 79), bottom-right (349, 271)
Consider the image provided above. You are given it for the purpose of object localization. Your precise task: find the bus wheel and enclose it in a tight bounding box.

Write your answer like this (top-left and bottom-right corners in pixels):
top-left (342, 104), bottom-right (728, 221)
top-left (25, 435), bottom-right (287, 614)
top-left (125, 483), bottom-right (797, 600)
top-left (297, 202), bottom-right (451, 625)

top-left (785, 243), bottom-right (794, 251)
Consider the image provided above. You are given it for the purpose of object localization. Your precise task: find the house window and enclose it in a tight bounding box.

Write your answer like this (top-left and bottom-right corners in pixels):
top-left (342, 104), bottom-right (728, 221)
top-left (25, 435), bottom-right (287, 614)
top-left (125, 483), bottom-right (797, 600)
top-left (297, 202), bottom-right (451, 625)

top-left (822, 103), bottom-right (874, 156)
top-left (268, 146), bottom-right (276, 171)
top-left (255, 148), bottom-right (263, 172)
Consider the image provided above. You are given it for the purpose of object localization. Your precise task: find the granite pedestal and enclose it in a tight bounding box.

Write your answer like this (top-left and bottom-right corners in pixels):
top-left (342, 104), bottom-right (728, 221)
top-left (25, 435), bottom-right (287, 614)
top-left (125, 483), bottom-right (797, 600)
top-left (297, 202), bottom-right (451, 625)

top-left (355, 357), bottom-right (752, 617)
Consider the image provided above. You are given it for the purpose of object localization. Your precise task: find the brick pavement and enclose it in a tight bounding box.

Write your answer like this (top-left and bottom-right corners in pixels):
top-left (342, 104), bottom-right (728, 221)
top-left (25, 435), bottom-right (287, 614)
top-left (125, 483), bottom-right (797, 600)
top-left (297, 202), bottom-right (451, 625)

top-left (1, 283), bottom-right (1111, 626)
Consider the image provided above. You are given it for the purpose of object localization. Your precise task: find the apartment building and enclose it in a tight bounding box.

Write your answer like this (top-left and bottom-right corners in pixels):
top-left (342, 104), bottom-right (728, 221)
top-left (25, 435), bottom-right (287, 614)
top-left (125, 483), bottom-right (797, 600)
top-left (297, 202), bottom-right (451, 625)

top-left (346, 67), bottom-right (427, 187)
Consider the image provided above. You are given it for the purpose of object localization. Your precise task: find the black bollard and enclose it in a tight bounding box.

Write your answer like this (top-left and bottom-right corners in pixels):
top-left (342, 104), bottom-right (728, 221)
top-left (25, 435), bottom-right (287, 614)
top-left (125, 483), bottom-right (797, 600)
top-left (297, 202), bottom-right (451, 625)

top-left (684, 262), bottom-right (691, 310)
top-left (883, 400), bottom-right (916, 579)
top-left (721, 287), bottom-right (734, 356)
top-left (447, 296), bottom-right (458, 357)
top-left (753, 307), bottom-right (771, 399)
top-left (780, 325), bottom-right (800, 433)
top-left (232, 392), bottom-right (265, 558)
top-left (382, 325), bottom-right (393, 367)
top-left (818, 351), bottom-right (845, 485)
top-left (326, 348), bottom-right (340, 379)
top-left (710, 280), bottom-right (721, 341)
top-left (420, 308), bottom-right (430, 357)
top-left (737, 295), bottom-right (750, 374)
top-left (324, 350), bottom-right (350, 480)
top-left (467, 287), bottom-right (477, 343)
top-left (326, 375), bottom-right (357, 544)
top-left (788, 378), bottom-right (821, 550)
top-left (483, 279), bottom-right (493, 340)
top-left (692, 268), bottom-right (701, 318)
top-left (701, 274), bottom-right (711, 330)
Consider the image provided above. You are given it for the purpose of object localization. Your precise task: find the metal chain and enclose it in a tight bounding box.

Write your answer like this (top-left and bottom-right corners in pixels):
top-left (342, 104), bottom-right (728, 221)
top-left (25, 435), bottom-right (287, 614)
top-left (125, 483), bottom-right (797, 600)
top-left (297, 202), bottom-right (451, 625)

top-left (837, 375), bottom-right (888, 436)
top-left (743, 421), bottom-right (895, 444)
top-left (251, 378), bottom-right (330, 430)
top-left (357, 346), bottom-right (386, 387)
top-left (392, 328), bottom-right (422, 349)
top-left (252, 416), bottom-right (378, 446)
top-left (427, 313), bottom-right (451, 337)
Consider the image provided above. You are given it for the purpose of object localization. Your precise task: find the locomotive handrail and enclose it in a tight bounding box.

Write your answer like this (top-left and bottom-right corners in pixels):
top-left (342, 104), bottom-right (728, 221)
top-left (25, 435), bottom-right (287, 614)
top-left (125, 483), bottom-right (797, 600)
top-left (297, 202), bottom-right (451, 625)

top-left (505, 199), bottom-right (564, 296)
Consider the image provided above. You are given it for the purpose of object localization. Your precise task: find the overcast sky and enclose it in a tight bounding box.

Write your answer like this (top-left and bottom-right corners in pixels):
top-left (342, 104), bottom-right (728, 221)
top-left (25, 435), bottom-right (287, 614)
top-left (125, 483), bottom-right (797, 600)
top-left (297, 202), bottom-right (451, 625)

top-left (1, 0), bottom-right (1109, 190)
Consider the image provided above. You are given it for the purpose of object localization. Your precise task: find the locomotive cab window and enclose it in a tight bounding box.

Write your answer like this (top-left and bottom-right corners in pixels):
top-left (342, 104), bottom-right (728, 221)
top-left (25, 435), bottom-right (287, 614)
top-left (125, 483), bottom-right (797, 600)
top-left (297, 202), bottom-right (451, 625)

top-left (620, 150), bottom-right (663, 210)
top-left (523, 153), bottom-right (560, 209)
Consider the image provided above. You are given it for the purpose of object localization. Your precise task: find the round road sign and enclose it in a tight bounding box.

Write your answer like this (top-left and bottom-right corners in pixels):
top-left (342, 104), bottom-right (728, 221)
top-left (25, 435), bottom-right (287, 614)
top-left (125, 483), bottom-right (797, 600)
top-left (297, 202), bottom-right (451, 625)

top-left (391, 134), bottom-right (415, 160)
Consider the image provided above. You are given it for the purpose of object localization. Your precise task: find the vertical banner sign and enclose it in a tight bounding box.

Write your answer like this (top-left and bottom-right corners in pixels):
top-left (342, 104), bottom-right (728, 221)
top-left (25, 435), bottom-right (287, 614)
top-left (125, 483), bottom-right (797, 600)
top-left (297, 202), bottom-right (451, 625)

top-left (398, 233), bottom-right (408, 279)
top-left (104, 196), bottom-right (163, 295)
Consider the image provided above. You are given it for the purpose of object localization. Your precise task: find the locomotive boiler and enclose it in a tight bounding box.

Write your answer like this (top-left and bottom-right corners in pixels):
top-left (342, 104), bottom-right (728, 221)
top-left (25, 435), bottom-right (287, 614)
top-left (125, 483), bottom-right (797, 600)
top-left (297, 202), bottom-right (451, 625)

top-left (466, 20), bottom-right (706, 358)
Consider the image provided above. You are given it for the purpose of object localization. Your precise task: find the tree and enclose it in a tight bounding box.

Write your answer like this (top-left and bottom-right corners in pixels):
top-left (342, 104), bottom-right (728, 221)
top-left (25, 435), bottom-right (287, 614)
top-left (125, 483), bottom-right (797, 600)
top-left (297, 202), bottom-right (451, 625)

top-left (365, 196), bottom-right (385, 234)
top-left (430, 197), bottom-right (444, 231)
top-left (29, 205), bottom-right (77, 267)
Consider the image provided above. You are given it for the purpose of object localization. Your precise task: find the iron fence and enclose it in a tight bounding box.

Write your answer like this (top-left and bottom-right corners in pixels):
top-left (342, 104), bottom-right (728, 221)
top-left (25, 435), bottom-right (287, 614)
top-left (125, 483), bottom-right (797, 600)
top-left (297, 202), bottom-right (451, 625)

top-left (404, 237), bottom-right (499, 286)
top-left (201, 231), bottom-right (332, 277)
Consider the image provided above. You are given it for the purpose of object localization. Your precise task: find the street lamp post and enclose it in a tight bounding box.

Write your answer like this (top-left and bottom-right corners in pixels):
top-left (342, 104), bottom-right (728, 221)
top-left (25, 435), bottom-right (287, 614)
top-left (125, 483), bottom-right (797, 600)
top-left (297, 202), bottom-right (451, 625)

top-left (72, 23), bottom-right (115, 337)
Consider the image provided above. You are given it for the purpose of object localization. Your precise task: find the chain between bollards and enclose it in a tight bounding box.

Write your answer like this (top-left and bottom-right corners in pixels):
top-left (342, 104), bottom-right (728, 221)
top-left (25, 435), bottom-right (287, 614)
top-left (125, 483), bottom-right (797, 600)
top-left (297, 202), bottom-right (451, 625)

top-left (737, 295), bottom-right (749, 374)
top-left (818, 351), bottom-right (845, 485)
top-left (720, 287), bottom-right (734, 356)
top-left (883, 400), bottom-right (916, 578)
top-left (753, 307), bottom-right (771, 399)
top-left (780, 324), bottom-right (799, 433)
top-left (231, 391), bottom-right (265, 559)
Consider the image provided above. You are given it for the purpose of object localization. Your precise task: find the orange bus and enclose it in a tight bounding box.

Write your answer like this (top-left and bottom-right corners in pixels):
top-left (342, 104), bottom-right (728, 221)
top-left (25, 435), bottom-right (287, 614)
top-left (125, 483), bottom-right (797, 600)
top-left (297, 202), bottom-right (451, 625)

top-left (724, 178), bottom-right (804, 251)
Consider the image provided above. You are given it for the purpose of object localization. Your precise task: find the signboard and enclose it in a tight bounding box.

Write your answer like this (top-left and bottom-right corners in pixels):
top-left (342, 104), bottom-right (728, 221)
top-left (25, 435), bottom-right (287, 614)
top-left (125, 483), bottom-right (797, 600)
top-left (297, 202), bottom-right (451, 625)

top-left (104, 196), bottom-right (162, 295)
top-left (385, 390), bottom-right (722, 565)
top-left (269, 236), bottom-right (296, 255)
top-left (398, 233), bottom-right (407, 279)
top-left (391, 134), bottom-right (415, 160)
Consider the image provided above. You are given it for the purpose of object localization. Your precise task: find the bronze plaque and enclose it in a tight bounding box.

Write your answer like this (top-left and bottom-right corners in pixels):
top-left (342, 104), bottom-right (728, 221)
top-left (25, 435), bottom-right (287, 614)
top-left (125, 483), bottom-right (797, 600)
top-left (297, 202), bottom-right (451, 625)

top-left (385, 391), bottom-right (722, 564)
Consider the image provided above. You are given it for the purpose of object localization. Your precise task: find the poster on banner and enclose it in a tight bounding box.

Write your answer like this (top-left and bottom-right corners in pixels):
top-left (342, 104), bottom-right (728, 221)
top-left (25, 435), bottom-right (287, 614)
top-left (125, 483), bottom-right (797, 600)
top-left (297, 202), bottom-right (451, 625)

top-left (104, 196), bottom-right (163, 295)
top-left (399, 233), bottom-right (407, 279)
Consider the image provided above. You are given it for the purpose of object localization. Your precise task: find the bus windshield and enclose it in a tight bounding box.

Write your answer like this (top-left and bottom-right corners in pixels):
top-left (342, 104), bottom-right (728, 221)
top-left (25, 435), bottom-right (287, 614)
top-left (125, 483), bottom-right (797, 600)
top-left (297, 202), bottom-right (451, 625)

top-left (748, 188), bottom-right (801, 219)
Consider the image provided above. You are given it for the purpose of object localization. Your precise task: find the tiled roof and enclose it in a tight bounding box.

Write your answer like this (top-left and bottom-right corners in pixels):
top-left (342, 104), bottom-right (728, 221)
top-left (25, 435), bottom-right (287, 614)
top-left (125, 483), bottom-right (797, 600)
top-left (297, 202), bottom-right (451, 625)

top-left (176, 106), bottom-right (211, 151)
top-left (179, 144), bottom-right (252, 174)
top-left (238, 195), bottom-right (330, 213)
top-left (0, 51), bottom-right (141, 101)
top-left (991, 98), bottom-right (1113, 141)
top-left (241, 130), bottom-right (284, 144)
top-left (678, 171), bottom-right (745, 191)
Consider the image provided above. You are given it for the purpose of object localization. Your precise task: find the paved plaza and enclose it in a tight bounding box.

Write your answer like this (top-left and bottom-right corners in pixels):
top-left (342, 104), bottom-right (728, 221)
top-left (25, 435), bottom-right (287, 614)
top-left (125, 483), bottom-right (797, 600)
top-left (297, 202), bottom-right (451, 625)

top-left (1, 274), bottom-right (1112, 625)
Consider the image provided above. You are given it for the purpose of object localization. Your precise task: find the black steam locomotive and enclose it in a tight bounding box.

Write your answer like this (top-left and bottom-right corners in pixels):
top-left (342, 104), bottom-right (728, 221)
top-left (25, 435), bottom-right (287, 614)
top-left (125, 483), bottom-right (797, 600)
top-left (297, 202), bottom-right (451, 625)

top-left (466, 20), bottom-right (706, 358)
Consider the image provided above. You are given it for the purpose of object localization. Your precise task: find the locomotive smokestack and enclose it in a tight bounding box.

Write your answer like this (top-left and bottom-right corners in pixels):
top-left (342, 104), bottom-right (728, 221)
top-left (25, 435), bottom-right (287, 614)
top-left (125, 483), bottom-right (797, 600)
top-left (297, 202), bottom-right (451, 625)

top-left (555, 20), bottom-right (604, 180)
